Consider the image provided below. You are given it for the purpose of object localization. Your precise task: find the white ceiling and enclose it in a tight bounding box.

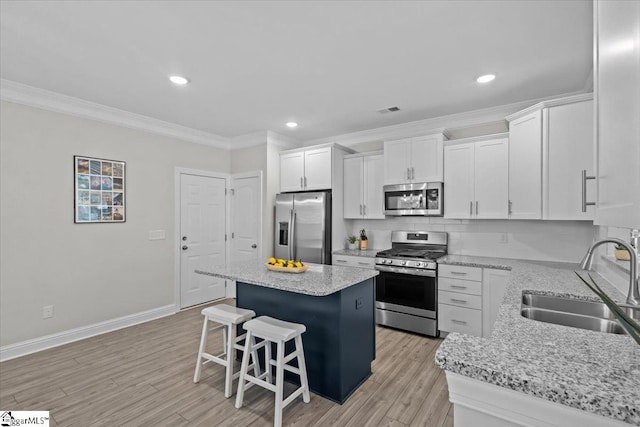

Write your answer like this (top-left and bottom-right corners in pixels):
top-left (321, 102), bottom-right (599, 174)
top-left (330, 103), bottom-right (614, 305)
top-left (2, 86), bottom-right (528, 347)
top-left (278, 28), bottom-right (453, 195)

top-left (0, 1), bottom-right (593, 142)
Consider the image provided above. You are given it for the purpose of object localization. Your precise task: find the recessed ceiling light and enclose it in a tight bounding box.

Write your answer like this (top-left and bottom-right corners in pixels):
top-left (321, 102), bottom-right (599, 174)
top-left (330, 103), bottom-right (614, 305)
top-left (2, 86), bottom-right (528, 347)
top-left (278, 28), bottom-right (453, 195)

top-left (286, 122), bottom-right (298, 128)
top-left (169, 75), bottom-right (190, 85)
top-left (476, 74), bottom-right (496, 83)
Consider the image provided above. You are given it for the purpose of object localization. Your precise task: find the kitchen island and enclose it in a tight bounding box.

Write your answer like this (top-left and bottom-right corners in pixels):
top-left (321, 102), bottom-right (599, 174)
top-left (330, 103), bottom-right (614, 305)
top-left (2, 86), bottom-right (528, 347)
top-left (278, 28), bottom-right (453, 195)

top-left (196, 261), bottom-right (379, 404)
top-left (436, 256), bottom-right (640, 426)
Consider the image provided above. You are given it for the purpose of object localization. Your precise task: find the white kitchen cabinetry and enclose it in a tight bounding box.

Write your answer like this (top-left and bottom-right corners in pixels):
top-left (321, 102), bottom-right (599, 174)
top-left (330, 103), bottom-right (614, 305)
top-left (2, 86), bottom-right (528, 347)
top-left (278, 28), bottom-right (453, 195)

top-left (507, 110), bottom-right (543, 219)
top-left (343, 153), bottom-right (384, 219)
top-left (506, 94), bottom-right (595, 221)
top-left (444, 135), bottom-right (509, 219)
top-left (439, 265), bottom-right (510, 338)
top-left (280, 146), bottom-right (332, 192)
top-left (384, 133), bottom-right (445, 185)
top-left (332, 254), bottom-right (376, 269)
top-left (594, 0), bottom-right (640, 229)
top-left (481, 269), bottom-right (510, 337)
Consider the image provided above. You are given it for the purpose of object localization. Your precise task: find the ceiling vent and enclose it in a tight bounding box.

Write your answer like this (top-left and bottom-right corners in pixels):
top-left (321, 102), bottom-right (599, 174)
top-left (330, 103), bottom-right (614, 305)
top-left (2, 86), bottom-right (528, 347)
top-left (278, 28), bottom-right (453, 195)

top-left (377, 106), bottom-right (401, 114)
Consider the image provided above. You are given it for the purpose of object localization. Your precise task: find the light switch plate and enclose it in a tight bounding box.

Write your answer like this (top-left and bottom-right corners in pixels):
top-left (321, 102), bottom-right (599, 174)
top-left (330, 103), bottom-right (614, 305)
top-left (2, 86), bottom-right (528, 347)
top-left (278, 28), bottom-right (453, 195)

top-left (148, 230), bottom-right (166, 240)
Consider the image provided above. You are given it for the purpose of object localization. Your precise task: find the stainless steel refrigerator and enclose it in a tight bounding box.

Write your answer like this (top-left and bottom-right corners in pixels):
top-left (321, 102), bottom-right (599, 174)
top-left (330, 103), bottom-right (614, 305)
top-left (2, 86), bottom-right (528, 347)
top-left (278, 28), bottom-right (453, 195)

top-left (274, 191), bottom-right (332, 264)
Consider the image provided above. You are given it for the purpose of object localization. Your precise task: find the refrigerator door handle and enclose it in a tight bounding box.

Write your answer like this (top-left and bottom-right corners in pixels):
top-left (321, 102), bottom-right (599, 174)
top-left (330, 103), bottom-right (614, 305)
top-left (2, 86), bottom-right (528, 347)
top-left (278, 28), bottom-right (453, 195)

top-left (290, 210), bottom-right (297, 260)
top-left (288, 209), bottom-right (294, 260)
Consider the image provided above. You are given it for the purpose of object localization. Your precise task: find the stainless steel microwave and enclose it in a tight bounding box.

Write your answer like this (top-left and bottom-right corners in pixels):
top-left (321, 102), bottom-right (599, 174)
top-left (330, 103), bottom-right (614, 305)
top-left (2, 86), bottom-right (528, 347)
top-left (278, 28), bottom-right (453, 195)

top-left (383, 182), bottom-right (444, 216)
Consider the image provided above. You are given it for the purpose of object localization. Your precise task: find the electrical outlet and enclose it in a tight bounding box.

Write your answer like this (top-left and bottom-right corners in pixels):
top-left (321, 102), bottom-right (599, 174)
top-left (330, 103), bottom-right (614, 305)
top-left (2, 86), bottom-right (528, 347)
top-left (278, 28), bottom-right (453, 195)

top-left (355, 298), bottom-right (363, 310)
top-left (43, 305), bottom-right (54, 319)
top-left (499, 233), bottom-right (508, 244)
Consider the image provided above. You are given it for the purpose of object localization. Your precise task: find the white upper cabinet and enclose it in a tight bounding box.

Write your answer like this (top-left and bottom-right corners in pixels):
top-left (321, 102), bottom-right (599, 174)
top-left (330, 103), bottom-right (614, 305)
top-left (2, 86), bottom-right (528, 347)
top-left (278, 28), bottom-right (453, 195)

top-left (343, 153), bottom-right (385, 219)
top-left (444, 136), bottom-right (508, 219)
top-left (384, 133), bottom-right (444, 185)
top-left (544, 99), bottom-right (595, 220)
top-left (280, 146), bottom-right (333, 192)
top-left (507, 110), bottom-right (543, 219)
top-left (594, 0), bottom-right (640, 228)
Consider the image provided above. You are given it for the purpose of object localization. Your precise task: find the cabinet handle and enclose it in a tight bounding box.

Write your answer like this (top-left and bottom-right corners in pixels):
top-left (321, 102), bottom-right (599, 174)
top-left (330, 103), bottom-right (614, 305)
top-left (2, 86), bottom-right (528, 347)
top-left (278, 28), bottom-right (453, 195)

top-left (411, 167), bottom-right (415, 180)
top-left (451, 319), bottom-right (468, 325)
top-left (450, 285), bottom-right (468, 289)
top-left (581, 170), bottom-right (595, 213)
top-left (304, 176), bottom-right (307, 188)
top-left (508, 200), bottom-right (512, 215)
top-left (300, 177), bottom-right (304, 189)
top-left (359, 204), bottom-right (363, 215)
top-left (476, 201), bottom-right (479, 215)
top-left (407, 168), bottom-right (411, 180)
top-left (363, 205), bottom-right (367, 216)
top-left (335, 259), bottom-right (347, 263)
top-left (450, 298), bottom-right (468, 304)
top-left (358, 262), bottom-right (370, 266)
top-left (470, 201), bottom-right (473, 216)
top-left (451, 271), bottom-right (467, 275)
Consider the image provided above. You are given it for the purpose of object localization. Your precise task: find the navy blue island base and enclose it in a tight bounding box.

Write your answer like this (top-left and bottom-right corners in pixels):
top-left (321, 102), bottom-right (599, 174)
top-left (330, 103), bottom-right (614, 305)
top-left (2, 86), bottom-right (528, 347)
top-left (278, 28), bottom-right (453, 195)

top-left (236, 277), bottom-right (376, 404)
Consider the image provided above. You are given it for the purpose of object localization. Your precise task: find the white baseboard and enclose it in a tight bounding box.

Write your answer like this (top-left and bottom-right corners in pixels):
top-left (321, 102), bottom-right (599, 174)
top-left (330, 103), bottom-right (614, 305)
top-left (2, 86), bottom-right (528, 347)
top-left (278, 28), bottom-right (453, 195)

top-left (0, 305), bottom-right (176, 362)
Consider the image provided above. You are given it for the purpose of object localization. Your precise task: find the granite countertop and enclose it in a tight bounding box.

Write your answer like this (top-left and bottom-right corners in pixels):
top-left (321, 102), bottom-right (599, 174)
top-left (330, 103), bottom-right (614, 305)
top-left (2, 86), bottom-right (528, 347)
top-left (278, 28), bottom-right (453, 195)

top-left (434, 256), bottom-right (640, 425)
top-left (333, 249), bottom-right (380, 258)
top-left (196, 260), bottom-right (378, 297)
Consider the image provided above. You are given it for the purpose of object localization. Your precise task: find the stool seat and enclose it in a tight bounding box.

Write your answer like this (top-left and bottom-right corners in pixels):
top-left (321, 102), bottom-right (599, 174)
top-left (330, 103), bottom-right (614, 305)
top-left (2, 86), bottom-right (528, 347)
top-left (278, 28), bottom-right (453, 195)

top-left (201, 305), bottom-right (255, 324)
top-left (243, 316), bottom-right (306, 342)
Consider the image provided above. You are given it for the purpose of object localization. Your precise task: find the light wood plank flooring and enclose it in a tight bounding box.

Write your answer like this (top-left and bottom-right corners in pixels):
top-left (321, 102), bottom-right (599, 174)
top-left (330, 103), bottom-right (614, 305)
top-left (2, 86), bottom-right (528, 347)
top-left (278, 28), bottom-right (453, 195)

top-left (0, 299), bottom-right (453, 426)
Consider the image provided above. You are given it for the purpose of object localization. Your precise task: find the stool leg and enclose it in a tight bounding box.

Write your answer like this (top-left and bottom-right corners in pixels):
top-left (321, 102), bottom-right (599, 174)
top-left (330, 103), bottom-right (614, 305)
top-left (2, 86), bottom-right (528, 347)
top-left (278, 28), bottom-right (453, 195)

top-left (193, 316), bottom-right (209, 383)
top-left (224, 323), bottom-right (236, 398)
top-left (295, 335), bottom-right (310, 403)
top-left (274, 340), bottom-right (285, 427)
top-left (265, 340), bottom-right (272, 384)
top-left (235, 330), bottom-right (252, 409)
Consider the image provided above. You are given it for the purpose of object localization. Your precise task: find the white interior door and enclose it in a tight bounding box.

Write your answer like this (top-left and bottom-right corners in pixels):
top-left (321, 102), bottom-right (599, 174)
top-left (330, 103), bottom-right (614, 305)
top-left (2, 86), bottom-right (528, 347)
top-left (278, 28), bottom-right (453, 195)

top-left (180, 173), bottom-right (227, 308)
top-left (231, 173), bottom-right (262, 262)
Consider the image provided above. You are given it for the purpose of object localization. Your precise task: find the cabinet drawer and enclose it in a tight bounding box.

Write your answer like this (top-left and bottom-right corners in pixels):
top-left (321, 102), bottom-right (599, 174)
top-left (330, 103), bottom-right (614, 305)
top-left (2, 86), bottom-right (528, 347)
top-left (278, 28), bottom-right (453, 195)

top-left (438, 290), bottom-right (482, 310)
top-left (438, 304), bottom-right (482, 336)
top-left (333, 255), bottom-right (375, 269)
top-left (438, 277), bottom-right (482, 295)
top-left (438, 265), bottom-right (482, 281)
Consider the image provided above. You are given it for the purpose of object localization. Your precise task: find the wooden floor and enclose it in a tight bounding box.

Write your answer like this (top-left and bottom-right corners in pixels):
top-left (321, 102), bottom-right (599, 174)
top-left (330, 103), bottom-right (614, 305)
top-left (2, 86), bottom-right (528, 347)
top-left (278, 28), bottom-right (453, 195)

top-left (0, 300), bottom-right (453, 426)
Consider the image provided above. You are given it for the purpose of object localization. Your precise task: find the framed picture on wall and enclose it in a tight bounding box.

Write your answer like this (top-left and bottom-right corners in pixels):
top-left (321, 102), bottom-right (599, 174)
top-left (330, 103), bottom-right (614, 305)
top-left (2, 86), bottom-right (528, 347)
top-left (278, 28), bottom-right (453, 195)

top-left (74, 155), bottom-right (126, 223)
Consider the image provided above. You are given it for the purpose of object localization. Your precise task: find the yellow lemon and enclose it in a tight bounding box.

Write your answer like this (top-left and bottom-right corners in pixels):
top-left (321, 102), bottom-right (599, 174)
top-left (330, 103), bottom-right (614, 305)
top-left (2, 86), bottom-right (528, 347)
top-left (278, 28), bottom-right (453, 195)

top-left (295, 261), bottom-right (303, 268)
top-left (268, 257), bottom-right (276, 265)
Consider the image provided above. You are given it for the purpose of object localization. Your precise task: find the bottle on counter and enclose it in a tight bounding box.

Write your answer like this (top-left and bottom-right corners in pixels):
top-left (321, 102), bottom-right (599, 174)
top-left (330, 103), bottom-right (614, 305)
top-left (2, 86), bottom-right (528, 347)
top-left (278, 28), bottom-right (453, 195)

top-left (359, 229), bottom-right (368, 250)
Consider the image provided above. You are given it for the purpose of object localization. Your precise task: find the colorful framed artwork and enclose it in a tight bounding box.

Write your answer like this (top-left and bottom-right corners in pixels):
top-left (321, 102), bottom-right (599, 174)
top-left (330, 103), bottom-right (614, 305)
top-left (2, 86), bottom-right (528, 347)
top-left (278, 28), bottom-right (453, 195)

top-left (74, 156), bottom-right (126, 223)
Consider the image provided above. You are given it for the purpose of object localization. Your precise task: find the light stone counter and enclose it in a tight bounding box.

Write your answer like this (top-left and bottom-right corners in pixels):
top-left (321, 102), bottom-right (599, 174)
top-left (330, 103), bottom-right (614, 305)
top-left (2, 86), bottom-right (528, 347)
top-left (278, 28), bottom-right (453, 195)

top-left (196, 260), bottom-right (378, 297)
top-left (333, 249), bottom-right (380, 258)
top-left (434, 256), bottom-right (640, 425)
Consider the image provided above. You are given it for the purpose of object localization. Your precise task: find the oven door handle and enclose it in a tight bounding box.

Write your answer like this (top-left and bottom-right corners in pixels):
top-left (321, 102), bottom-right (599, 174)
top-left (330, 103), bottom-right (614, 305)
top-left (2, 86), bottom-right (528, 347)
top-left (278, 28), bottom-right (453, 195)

top-left (375, 265), bottom-right (436, 277)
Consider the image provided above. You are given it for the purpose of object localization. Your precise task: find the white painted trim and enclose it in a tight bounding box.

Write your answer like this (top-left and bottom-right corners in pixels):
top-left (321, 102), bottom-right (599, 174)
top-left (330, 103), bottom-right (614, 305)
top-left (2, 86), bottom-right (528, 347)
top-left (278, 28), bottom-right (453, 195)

top-left (505, 93), bottom-right (594, 122)
top-left (445, 372), bottom-right (628, 427)
top-left (303, 91), bottom-right (588, 147)
top-left (174, 167), bottom-right (231, 311)
top-left (230, 131), bottom-right (269, 150)
top-left (0, 305), bottom-right (175, 362)
top-left (0, 79), bottom-right (230, 149)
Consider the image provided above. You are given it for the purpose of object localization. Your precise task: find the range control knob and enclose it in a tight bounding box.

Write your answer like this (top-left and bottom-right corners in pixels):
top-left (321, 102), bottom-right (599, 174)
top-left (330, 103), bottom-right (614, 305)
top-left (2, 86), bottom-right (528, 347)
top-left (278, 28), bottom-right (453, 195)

top-left (401, 261), bottom-right (407, 266)
top-left (416, 262), bottom-right (423, 267)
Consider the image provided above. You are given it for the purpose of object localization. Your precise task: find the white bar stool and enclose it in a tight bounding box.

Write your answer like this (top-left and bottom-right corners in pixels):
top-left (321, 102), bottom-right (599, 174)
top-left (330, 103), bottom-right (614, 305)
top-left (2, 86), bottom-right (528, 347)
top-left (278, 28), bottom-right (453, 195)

top-left (235, 316), bottom-right (310, 427)
top-left (193, 304), bottom-right (261, 398)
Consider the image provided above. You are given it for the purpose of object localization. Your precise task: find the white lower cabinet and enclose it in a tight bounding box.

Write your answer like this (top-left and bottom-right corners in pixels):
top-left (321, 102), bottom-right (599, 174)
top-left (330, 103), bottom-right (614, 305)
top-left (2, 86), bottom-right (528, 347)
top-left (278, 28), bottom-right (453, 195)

top-left (439, 265), bottom-right (510, 338)
top-left (332, 254), bottom-right (376, 269)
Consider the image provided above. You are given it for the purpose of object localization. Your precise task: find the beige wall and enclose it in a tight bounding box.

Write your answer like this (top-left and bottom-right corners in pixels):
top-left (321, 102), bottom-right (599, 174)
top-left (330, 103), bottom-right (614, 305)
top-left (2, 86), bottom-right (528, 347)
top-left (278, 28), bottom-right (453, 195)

top-left (0, 101), bottom-right (230, 346)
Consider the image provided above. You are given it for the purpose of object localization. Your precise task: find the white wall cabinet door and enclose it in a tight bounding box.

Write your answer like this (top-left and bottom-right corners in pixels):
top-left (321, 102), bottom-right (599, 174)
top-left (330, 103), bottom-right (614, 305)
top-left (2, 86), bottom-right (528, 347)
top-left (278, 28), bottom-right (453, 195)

top-left (509, 110), bottom-right (542, 219)
top-left (384, 138), bottom-right (410, 185)
top-left (545, 100), bottom-right (595, 220)
top-left (594, 0), bottom-right (640, 228)
top-left (412, 135), bottom-right (444, 182)
top-left (304, 147), bottom-right (332, 190)
top-left (475, 138), bottom-right (509, 219)
top-left (280, 152), bottom-right (304, 192)
top-left (343, 157), bottom-right (364, 219)
top-left (363, 154), bottom-right (385, 219)
top-left (444, 143), bottom-right (475, 219)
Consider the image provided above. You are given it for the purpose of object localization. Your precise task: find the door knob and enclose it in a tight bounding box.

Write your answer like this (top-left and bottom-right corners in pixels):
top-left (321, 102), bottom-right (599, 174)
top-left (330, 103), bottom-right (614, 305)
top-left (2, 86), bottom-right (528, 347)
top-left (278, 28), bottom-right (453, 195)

top-left (182, 245), bottom-right (188, 250)
top-left (251, 244), bottom-right (257, 249)
top-left (182, 236), bottom-right (187, 241)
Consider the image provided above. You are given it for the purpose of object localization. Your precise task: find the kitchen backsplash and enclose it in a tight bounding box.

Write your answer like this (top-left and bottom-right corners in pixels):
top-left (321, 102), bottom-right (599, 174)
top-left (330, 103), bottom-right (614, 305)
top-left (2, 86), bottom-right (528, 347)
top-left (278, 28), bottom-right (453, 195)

top-left (345, 218), bottom-right (597, 263)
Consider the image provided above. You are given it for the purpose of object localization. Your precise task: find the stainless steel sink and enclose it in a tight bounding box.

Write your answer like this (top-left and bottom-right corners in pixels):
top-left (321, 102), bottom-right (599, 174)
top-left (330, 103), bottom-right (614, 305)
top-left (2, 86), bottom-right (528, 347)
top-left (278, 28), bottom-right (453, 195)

top-left (521, 292), bottom-right (631, 335)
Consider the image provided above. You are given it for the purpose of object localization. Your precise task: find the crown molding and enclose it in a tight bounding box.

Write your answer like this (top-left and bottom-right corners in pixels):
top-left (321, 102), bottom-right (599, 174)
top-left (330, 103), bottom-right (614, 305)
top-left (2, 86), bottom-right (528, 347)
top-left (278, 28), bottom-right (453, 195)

top-left (0, 79), bottom-right (231, 149)
top-left (229, 131), bottom-right (269, 150)
top-left (303, 90), bottom-right (589, 147)
top-left (505, 92), bottom-right (593, 122)
top-left (266, 131), bottom-right (301, 150)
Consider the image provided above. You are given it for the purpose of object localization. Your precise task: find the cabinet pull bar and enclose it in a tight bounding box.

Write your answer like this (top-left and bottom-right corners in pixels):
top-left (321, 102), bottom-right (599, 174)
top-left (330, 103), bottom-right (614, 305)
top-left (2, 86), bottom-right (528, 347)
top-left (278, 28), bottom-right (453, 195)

top-left (451, 319), bottom-right (468, 325)
top-left (358, 262), bottom-right (370, 266)
top-left (411, 167), bottom-right (415, 180)
top-left (359, 205), bottom-right (363, 215)
top-left (581, 170), bottom-right (596, 212)
top-left (363, 205), bottom-right (367, 216)
top-left (451, 271), bottom-right (467, 275)
top-left (335, 260), bottom-right (347, 263)
top-left (450, 285), bottom-right (468, 289)
top-left (450, 298), bottom-right (467, 304)
top-left (508, 200), bottom-right (512, 215)
top-left (470, 201), bottom-right (473, 216)
top-left (475, 201), bottom-right (478, 215)
top-left (304, 176), bottom-right (307, 188)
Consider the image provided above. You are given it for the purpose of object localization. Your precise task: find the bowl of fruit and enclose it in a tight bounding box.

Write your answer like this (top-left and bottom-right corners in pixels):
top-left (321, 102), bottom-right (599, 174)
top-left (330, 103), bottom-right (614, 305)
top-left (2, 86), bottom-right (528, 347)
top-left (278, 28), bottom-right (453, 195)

top-left (266, 258), bottom-right (308, 273)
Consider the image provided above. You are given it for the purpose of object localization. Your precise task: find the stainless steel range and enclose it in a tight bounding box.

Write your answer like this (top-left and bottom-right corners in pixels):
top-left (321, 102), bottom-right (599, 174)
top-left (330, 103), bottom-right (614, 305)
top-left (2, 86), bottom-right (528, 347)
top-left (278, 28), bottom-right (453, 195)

top-left (375, 231), bottom-right (448, 337)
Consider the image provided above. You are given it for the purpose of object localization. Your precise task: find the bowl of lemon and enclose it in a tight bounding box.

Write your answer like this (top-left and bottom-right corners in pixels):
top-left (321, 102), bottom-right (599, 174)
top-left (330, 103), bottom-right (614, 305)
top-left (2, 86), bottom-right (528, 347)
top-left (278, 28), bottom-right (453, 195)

top-left (266, 258), bottom-right (308, 273)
